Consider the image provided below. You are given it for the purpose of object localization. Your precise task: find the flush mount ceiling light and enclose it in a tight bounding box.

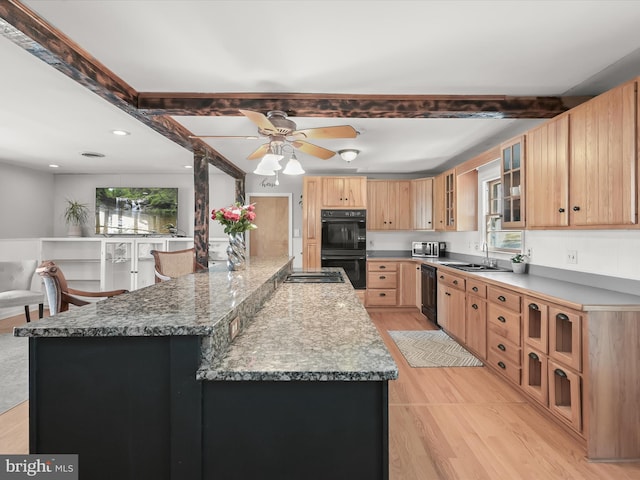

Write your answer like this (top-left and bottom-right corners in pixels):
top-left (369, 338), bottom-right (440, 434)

top-left (338, 149), bottom-right (359, 162)
top-left (81, 151), bottom-right (105, 158)
top-left (111, 129), bottom-right (130, 136)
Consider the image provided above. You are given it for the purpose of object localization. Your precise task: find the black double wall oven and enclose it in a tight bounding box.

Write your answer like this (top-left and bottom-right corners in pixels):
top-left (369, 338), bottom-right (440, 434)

top-left (320, 209), bottom-right (366, 289)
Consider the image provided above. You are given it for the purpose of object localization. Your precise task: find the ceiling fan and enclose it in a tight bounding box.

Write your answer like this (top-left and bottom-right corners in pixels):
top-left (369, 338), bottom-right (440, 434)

top-left (191, 109), bottom-right (358, 160)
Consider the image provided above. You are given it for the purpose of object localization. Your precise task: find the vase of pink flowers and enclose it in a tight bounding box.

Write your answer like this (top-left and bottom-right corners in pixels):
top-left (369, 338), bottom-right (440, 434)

top-left (211, 202), bottom-right (257, 271)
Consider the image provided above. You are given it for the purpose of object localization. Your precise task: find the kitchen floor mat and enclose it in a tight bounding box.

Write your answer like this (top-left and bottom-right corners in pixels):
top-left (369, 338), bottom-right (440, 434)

top-left (388, 329), bottom-right (483, 368)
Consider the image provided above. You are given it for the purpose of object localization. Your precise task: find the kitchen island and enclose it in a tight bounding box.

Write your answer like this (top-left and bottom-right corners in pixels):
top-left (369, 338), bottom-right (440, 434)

top-left (15, 256), bottom-right (398, 480)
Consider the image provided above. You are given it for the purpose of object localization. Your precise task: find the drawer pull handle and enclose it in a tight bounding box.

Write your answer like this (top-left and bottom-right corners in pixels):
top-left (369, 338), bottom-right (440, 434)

top-left (528, 303), bottom-right (539, 310)
top-left (379, 293), bottom-right (386, 297)
top-left (573, 206), bottom-right (580, 212)
top-left (497, 316), bottom-right (506, 323)
top-left (558, 208), bottom-right (565, 213)
top-left (379, 275), bottom-right (386, 279)
top-left (439, 275), bottom-right (444, 279)
top-left (528, 352), bottom-right (539, 360)
top-left (472, 286), bottom-right (478, 292)
top-left (380, 265), bottom-right (386, 269)
top-left (498, 344), bottom-right (506, 351)
top-left (498, 295), bottom-right (506, 302)
top-left (554, 368), bottom-right (567, 378)
top-left (498, 361), bottom-right (506, 369)
top-left (556, 313), bottom-right (569, 322)
top-left (445, 292), bottom-right (451, 297)
top-left (472, 303), bottom-right (478, 310)
top-left (453, 280), bottom-right (459, 285)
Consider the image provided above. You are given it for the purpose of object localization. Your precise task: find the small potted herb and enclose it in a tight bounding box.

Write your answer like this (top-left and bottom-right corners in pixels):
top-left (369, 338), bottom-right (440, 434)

top-left (511, 253), bottom-right (528, 274)
top-left (64, 199), bottom-right (90, 237)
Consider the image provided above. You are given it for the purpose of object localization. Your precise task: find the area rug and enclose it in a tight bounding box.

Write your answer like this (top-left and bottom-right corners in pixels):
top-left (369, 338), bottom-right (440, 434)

top-left (388, 330), bottom-right (483, 368)
top-left (0, 333), bottom-right (28, 413)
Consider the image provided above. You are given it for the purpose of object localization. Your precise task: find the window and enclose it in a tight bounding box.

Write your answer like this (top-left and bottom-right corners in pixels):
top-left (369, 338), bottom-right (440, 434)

top-left (484, 177), bottom-right (523, 254)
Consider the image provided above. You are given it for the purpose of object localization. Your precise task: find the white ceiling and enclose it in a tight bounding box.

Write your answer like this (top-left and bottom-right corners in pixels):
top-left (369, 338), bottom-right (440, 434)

top-left (2, 0), bottom-right (640, 176)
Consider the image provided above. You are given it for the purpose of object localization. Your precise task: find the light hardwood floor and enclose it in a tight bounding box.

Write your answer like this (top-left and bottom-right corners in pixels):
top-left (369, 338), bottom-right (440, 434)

top-left (1, 310), bottom-right (640, 479)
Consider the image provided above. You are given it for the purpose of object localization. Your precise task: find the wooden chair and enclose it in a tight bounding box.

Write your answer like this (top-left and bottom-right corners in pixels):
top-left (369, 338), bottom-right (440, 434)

top-left (36, 260), bottom-right (128, 316)
top-left (150, 248), bottom-right (205, 283)
top-left (0, 260), bottom-right (44, 322)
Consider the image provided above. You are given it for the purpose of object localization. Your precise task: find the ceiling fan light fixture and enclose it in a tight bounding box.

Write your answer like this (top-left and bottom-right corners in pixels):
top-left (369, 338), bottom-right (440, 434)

top-left (253, 160), bottom-right (276, 176)
top-left (283, 153), bottom-right (305, 175)
top-left (339, 149), bottom-right (359, 162)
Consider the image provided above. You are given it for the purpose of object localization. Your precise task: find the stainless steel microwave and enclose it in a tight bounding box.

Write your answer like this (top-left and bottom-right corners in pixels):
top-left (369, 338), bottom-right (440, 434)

top-left (412, 241), bottom-right (440, 258)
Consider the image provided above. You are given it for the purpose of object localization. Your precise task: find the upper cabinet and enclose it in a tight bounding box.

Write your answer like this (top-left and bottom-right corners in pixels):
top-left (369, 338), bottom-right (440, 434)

top-left (501, 135), bottom-right (526, 228)
top-left (434, 169), bottom-right (456, 231)
top-left (526, 115), bottom-right (570, 228)
top-left (321, 176), bottom-right (367, 208)
top-left (367, 180), bottom-right (412, 230)
top-left (411, 178), bottom-right (434, 230)
top-left (569, 80), bottom-right (637, 227)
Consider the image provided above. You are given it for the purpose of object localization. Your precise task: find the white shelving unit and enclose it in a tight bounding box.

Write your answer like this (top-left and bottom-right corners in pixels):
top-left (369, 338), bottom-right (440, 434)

top-left (40, 237), bottom-right (194, 293)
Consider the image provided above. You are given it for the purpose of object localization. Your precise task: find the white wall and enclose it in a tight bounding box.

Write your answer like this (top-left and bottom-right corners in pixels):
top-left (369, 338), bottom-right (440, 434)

top-left (0, 163), bottom-right (55, 238)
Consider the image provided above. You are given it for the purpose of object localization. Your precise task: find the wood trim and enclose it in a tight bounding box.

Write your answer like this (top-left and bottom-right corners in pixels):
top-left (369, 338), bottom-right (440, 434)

top-left (455, 145), bottom-right (501, 174)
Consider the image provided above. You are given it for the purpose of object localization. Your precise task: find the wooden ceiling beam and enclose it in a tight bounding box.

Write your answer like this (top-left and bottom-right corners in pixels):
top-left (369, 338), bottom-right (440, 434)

top-left (0, 0), bottom-right (244, 179)
top-left (137, 92), bottom-right (591, 119)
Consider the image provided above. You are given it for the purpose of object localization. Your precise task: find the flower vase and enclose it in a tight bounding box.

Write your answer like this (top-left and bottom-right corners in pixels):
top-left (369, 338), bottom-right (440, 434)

top-left (226, 232), bottom-right (246, 271)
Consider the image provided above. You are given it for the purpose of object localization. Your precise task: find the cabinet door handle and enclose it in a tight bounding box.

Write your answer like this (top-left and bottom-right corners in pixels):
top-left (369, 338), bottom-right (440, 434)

top-left (472, 286), bottom-right (478, 292)
top-left (572, 206), bottom-right (580, 211)
top-left (344, 198), bottom-right (348, 202)
top-left (558, 208), bottom-right (565, 213)
top-left (528, 303), bottom-right (539, 310)
top-left (497, 316), bottom-right (506, 323)
top-left (498, 344), bottom-right (506, 351)
top-left (445, 292), bottom-right (451, 297)
top-left (554, 368), bottom-right (567, 378)
top-left (498, 295), bottom-right (506, 302)
top-left (439, 275), bottom-right (444, 279)
top-left (472, 303), bottom-right (478, 310)
top-left (453, 280), bottom-right (458, 285)
top-left (498, 361), bottom-right (506, 369)
top-left (556, 313), bottom-right (569, 322)
top-left (528, 352), bottom-right (539, 360)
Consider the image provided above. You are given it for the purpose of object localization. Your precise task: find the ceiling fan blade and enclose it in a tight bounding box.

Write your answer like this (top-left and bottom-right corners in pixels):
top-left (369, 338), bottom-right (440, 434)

top-left (292, 141), bottom-right (336, 160)
top-left (290, 125), bottom-right (358, 140)
top-left (239, 109), bottom-right (278, 135)
top-left (188, 135), bottom-right (260, 139)
top-left (247, 143), bottom-right (271, 160)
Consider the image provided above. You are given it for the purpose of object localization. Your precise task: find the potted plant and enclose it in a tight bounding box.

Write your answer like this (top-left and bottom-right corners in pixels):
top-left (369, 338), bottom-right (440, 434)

top-left (64, 199), bottom-right (90, 237)
top-left (511, 253), bottom-right (528, 274)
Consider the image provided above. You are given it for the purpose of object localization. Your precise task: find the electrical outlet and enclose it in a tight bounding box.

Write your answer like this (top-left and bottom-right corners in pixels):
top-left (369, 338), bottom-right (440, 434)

top-left (526, 248), bottom-right (532, 258)
top-left (229, 316), bottom-right (240, 340)
top-left (566, 250), bottom-right (577, 264)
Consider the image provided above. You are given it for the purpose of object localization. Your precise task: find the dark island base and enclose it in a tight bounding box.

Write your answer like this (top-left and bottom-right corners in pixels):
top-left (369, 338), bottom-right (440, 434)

top-left (29, 337), bottom-right (389, 480)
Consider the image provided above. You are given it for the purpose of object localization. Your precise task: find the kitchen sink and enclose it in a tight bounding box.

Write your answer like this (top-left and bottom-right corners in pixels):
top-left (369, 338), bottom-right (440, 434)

top-left (439, 262), bottom-right (512, 273)
top-left (284, 271), bottom-right (345, 283)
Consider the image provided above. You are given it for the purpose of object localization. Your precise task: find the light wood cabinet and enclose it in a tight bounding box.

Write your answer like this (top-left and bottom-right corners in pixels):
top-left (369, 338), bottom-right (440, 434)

top-left (302, 176), bottom-right (322, 269)
top-left (321, 176), bottom-right (367, 208)
top-left (466, 293), bottom-right (487, 360)
top-left (366, 260), bottom-right (418, 309)
top-left (443, 169), bottom-right (456, 230)
top-left (500, 135), bottom-right (526, 228)
top-left (433, 173), bottom-right (446, 231)
top-left (486, 285), bottom-right (522, 385)
top-left (410, 178), bottom-right (434, 230)
top-left (523, 297), bottom-right (549, 353)
top-left (548, 306), bottom-right (582, 372)
top-left (548, 359), bottom-right (582, 432)
top-left (437, 270), bottom-right (465, 340)
top-left (526, 114), bottom-right (570, 228)
top-left (397, 262), bottom-right (418, 307)
top-left (522, 346), bottom-right (548, 406)
top-left (569, 79), bottom-right (637, 227)
top-left (367, 180), bottom-right (412, 230)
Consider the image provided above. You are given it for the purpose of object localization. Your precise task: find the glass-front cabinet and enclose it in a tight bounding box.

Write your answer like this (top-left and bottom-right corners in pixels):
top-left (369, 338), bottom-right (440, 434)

top-left (501, 135), bottom-right (526, 228)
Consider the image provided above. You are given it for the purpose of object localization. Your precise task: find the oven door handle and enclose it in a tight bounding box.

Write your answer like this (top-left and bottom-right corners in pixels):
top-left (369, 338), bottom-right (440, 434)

top-left (321, 219), bottom-right (366, 223)
top-left (321, 255), bottom-right (366, 261)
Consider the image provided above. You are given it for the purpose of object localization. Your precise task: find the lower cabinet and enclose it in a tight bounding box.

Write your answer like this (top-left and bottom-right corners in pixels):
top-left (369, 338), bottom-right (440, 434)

top-left (465, 277), bottom-right (487, 360)
top-left (365, 260), bottom-right (419, 309)
top-left (436, 270), bottom-right (465, 340)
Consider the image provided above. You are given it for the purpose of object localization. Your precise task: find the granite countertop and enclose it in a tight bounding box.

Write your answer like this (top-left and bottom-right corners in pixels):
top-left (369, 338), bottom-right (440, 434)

top-left (198, 277), bottom-right (399, 382)
top-left (367, 251), bottom-right (640, 310)
top-left (14, 256), bottom-right (293, 338)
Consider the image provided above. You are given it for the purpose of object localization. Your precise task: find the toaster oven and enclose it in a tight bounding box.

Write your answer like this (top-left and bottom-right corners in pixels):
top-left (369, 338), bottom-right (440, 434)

top-left (412, 241), bottom-right (440, 258)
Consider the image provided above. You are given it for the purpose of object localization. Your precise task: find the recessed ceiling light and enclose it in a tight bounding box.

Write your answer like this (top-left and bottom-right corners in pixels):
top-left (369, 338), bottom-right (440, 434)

top-left (111, 129), bottom-right (130, 136)
top-left (49, 164), bottom-right (59, 168)
top-left (81, 151), bottom-right (105, 158)
top-left (184, 165), bottom-right (193, 169)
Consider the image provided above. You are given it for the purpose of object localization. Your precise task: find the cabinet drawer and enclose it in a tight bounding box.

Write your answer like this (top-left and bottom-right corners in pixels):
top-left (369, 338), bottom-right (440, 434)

top-left (487, 303), bottom-right (521, 346)
top-left (466, 278), bottom-right (487, 298)
top-left (487, 286), bottom-right (521, 312)
top-left (367, 271), bottom-right (397, 289)
top-left (437, 271), bottom-right (465, 290)
top-left (366, 289), bottom-right (397, 306)
top-left (488, 328), bottom-right (521, 365)
top-left (368, 261), bottom-right (397, 272)
top-left (488, 349), bottom-right (521, 385)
